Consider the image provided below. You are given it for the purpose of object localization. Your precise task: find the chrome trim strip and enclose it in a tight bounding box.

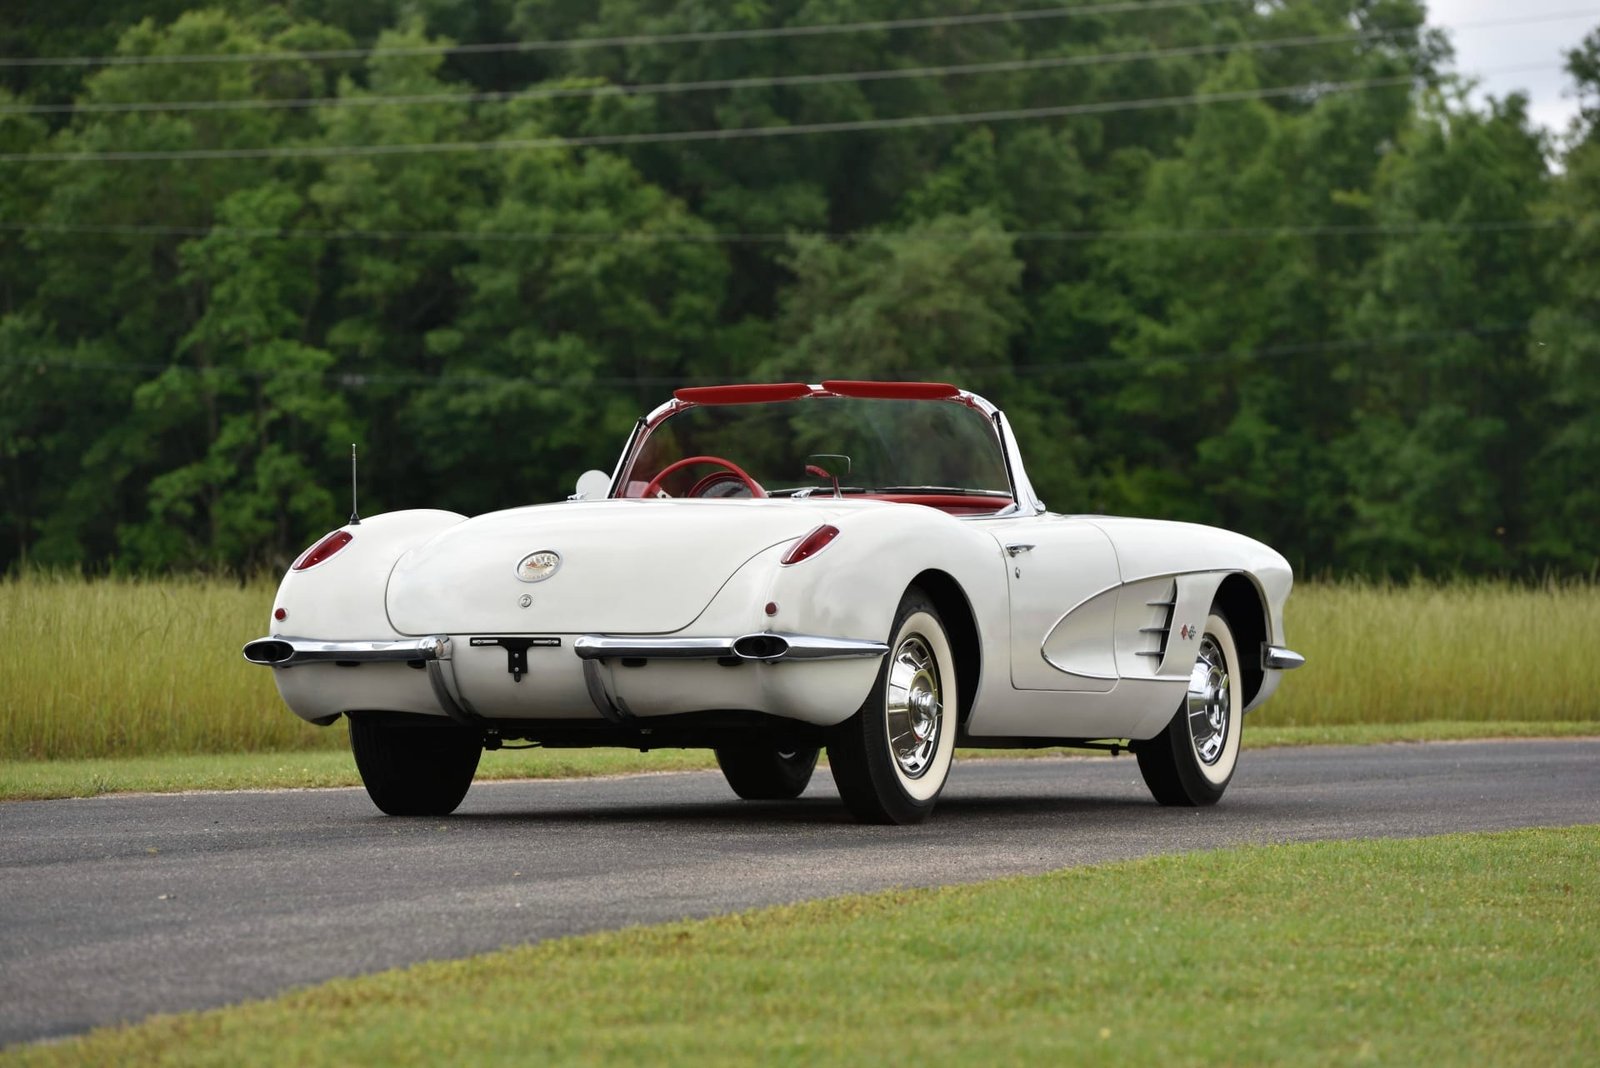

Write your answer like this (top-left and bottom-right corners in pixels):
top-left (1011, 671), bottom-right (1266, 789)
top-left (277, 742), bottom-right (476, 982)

top-left (991, 409), bottom-right (1047, 514)
top-left (241, 635), bottom-right (448, 669)
top-left (1263, 645), bottom-right (1306, 671)
top-left (581, 659), bottom-right (632, 723)
top-left (602, 416), bottom-right (647, 499)
top-left (572, 632), bottom-right (887, 662)
top-left (426, 656), bottom-right (487, 726)
top-left (573, 636), bottom-right (736, 660)
top-left (777, 634), bottom-right (890, 660)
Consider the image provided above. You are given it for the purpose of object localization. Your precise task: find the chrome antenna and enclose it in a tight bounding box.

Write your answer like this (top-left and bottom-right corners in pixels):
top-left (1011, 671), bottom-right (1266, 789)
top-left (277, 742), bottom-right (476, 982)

top-left (349, 443), bottom-right (361, 526)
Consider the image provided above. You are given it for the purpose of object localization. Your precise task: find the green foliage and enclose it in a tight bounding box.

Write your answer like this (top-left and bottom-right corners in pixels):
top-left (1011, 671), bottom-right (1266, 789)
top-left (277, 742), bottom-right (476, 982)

top-left (0, 2), bottom-right (1594, 575)
top-left (773, 212), bottom-right (1023, 379)
top-left (1525, 30), bottom-right (1600, 571)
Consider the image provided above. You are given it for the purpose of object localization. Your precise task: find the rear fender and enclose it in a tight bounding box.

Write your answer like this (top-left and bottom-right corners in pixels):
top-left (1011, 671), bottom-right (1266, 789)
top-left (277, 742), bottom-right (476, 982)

top-left (760, 509), bottom-right (997, 645)
top-left (271, 510), bottom-right (467, 640)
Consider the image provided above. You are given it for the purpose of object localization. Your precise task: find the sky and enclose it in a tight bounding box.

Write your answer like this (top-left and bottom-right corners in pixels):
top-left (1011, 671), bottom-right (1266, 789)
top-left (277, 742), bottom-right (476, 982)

top-left (1426, 0), bottom-right (1594, 132)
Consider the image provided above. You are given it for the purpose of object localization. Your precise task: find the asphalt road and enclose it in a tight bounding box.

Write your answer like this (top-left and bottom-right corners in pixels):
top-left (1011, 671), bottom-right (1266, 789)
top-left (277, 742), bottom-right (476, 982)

top-left (2, 739), bottom-right (1597, 1046)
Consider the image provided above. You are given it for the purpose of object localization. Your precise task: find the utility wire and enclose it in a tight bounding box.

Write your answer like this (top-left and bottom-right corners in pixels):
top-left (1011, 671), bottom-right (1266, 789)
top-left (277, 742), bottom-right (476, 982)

top-left (0, 218), bottom-right (1574, 244)
top-left (0, 0), bottom-right (1252, 69)
top-left (6, 67), bottom-right (1551, 164)
top-left (0, 22), bottom-right (1448, 117)
top-left (0, 322), bottom-right (1548, 387)
top-left (1, 8), bottom-right (1584, 116)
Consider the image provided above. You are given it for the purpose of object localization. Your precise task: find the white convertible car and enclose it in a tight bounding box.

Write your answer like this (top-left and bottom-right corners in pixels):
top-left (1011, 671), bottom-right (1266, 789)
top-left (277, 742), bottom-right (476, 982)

top-left (244, 381), bottom-right (1303, 823)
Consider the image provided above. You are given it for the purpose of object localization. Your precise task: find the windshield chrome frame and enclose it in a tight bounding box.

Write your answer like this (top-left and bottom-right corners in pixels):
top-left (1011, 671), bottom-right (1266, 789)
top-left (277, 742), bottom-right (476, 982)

top-left (606, 384), bottom-right (1046, 516)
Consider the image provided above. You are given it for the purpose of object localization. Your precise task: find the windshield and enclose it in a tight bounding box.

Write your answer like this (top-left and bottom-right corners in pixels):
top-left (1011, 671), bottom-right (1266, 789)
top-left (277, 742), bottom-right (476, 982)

top-left (618, 396), bottom-right (1013, 501)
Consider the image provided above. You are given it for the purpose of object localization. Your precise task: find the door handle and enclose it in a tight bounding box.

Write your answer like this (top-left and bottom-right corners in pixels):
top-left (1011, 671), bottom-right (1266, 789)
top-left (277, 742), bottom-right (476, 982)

top-left (1004, 544), bottom-right (1034, 557)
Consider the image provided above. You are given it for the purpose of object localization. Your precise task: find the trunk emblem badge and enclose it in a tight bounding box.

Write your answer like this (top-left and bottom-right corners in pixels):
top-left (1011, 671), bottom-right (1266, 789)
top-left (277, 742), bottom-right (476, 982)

top-left (516, 550), bottom-right (562, 583)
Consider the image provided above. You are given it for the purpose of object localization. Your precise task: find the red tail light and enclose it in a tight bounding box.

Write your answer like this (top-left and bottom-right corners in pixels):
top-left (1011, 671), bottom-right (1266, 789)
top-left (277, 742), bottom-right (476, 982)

top-left (781, 524), bottom-right (840, 566)
top-left (293, 530), bottom-right (353, 571)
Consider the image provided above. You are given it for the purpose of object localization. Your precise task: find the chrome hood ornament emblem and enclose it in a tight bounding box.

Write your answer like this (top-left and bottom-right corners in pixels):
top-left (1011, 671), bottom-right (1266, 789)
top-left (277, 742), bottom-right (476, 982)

top-left (515, 550), bottom-right (562, 583)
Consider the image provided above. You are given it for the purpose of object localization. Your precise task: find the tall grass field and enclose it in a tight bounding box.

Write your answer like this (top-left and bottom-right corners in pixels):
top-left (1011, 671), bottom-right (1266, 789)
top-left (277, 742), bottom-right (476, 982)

top-left (1, 574), bottom-right (1596, 761)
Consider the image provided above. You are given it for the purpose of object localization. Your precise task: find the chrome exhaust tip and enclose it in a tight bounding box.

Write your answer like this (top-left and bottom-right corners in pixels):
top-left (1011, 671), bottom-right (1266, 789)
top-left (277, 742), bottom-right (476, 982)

top-left (242, 639), bottom-right (295, 666)
top-left (731, 633), bottom-right (790, 661)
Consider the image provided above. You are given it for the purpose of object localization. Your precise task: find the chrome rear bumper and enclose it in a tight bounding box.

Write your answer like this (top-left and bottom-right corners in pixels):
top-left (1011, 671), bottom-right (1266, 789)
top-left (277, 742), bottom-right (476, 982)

top-left (241, 635), bottom-right (449, 668)
top-left (243, 630), bottom-right (889, 726)
top-left (572, 633), bottom-right (888, 663)
top-left (242, 631), bottom-right (888, 669)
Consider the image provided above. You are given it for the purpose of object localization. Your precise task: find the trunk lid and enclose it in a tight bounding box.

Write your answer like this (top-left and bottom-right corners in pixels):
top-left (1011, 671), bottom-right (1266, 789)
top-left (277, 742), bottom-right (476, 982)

top-left (385, 499), bottom-right (814, 635)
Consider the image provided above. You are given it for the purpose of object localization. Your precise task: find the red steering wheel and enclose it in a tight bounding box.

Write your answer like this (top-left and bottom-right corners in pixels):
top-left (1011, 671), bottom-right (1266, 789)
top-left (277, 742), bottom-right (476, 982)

top-left (641, 455), bottom-right (767, 499)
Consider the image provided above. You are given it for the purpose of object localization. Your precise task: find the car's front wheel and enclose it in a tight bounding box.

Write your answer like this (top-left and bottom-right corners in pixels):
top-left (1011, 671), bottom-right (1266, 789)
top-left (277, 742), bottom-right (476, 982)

top-left (1136, 610), bottom-right (1243, 806)
top-left (714, 745), bottom-right (820, 800)
top-left (348, 712), bottom-right (482, 816)
top-left (827, 589), bottom-right (957, 824)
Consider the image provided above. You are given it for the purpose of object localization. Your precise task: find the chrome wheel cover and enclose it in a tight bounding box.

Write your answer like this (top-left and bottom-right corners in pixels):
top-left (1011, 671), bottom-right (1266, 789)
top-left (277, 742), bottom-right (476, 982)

top-left (885, 635), bottom-right (942, 779)
top-left (1186, 634), bottom-right (1231, 766)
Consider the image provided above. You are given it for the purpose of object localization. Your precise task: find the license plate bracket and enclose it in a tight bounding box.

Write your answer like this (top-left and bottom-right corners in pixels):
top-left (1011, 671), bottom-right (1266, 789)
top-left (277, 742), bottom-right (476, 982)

top-left (469, 636), bottom-right (561, 682)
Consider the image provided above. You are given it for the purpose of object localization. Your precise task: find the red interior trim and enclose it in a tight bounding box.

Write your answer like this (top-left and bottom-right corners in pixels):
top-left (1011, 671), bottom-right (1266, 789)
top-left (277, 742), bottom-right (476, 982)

top-left (673, 383), bottom-right (814, 405)
top-left (821, 380), bottom-right (961, 400)
top-left (864, 493), bottom-right (1012, 515)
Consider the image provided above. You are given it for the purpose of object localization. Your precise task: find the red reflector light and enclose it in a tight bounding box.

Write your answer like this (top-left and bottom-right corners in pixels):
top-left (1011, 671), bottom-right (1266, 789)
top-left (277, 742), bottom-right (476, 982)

top-left (781, 524), bottom-right (840, 566)
top-left (293, 530), bottom-right (353, 571)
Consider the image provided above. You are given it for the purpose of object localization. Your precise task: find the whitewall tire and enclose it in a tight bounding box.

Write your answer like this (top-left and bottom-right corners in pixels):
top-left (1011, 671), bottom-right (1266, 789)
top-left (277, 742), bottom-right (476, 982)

top-left (1135, 610), bottom-right (1242, 806)
top-left (827, 589), bottom-right (957, 824)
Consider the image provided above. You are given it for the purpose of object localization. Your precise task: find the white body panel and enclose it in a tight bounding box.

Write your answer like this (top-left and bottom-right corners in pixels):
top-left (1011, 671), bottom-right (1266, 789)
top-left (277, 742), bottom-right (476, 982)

top-left (387, 500), bottom-right (819, 635)
top-left (253, 389), bottom-right (1301, 745)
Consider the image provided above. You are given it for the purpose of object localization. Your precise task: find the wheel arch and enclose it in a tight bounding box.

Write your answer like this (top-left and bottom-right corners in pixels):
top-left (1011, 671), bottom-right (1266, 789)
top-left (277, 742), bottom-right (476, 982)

top-left (1213, 572), bottom-right (1267, 709)
top-left (908, 568), bottom-right (981, 731)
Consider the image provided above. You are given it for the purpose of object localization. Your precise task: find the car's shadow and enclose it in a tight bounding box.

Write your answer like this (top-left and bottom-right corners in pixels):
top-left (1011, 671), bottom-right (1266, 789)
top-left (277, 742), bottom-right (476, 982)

top-left (438, 790), bottom-right (1160, 829)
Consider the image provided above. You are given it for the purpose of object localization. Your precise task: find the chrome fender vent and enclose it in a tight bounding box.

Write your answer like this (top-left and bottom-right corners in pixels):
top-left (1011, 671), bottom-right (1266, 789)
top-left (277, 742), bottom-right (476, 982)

top-left (1135, 582), bottom-right (1178, 662)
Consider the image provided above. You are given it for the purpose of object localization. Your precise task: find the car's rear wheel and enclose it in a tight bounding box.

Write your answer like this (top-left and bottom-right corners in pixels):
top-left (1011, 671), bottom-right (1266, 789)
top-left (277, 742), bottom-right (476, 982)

top-left (714, 745), bottom-right (820, 800)
top-left (827, 589), bottom-right (957, 824)
top-left (1136, 610), bottom-right (1243, 806)
top-left (348, 713), bottom-right (482, 816)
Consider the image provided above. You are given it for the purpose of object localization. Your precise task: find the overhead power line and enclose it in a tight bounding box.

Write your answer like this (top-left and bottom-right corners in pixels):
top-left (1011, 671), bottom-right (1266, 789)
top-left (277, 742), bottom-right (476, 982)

top-left (0, 25), bottom-right (1420, 116)
top-left (0, 0), bottom-right (1253, 69)
top-left (0, 218), bottom-right (1574, 245)
top-left (2, 10), bottom-right (1584, 117)
top-left (5, 0), bottom-right (1586, 73)
top-left (5, 67), bottom-right (1552, 165)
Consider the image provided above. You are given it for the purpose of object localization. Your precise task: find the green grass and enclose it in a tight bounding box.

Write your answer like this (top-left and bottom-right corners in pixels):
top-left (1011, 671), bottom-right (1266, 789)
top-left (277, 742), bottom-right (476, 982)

top-left (0, 573), bottom-right (304, 759)
top-left (3, 721), bottom-right (1595, 801)
top-left (3, 574), bottom-right (1596, 762)
top-left (6, 826), bottom-right (1595, 1065)
top-left (1256, 578), bottom-right (1600, 726)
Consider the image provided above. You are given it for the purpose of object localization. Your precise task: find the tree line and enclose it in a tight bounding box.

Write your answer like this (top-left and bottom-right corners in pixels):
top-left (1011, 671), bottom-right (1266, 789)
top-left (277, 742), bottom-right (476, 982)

top-left (1, 1), bottom-right (1596, 578)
